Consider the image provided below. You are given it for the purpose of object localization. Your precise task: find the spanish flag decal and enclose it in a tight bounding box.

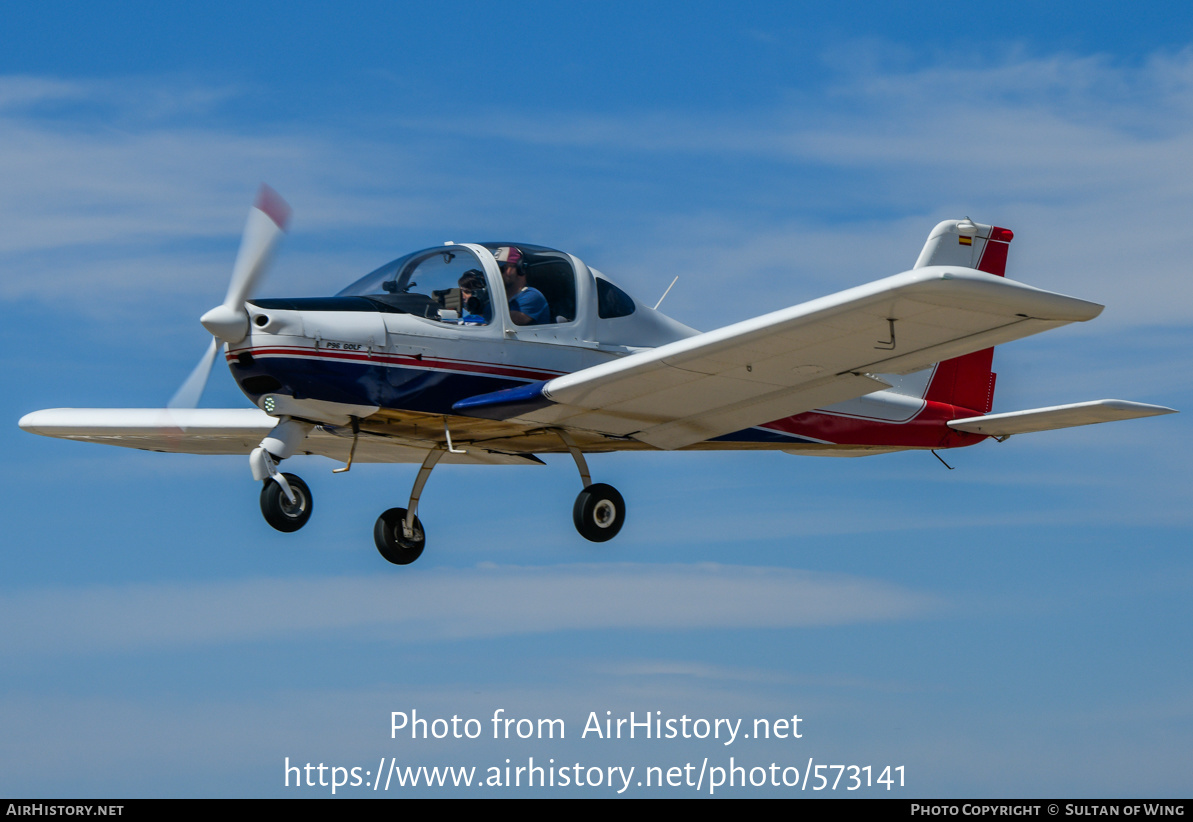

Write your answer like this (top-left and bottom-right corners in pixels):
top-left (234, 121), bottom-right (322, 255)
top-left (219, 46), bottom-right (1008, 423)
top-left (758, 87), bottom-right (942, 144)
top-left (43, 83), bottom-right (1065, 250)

top-left (958, 235), bottom-right (973, 246)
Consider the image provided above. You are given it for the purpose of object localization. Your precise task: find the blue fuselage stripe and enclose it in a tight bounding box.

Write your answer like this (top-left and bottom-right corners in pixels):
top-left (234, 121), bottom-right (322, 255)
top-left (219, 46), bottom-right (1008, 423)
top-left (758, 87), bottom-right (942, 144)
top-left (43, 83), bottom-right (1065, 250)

top-left (236, 354), bottom-right (818, 445)
top-left (236, 355), bottom-right (527, 415)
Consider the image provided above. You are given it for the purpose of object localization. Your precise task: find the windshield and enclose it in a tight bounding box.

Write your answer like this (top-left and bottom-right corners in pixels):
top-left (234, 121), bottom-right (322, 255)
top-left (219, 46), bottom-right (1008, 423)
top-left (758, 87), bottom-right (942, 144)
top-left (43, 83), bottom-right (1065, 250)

top-left (337, 246), bottom-right (482, 297)
top-left (336, 245), bottom-right (494, 325)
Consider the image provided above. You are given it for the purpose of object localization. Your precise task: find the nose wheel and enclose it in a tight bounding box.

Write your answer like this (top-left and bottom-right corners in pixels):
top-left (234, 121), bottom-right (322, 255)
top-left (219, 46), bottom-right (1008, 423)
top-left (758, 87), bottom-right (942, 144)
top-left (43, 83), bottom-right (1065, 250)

top-left (253, 418), bottom-right (316, 534)
top-left (260, 472), bottom-right (313, 532)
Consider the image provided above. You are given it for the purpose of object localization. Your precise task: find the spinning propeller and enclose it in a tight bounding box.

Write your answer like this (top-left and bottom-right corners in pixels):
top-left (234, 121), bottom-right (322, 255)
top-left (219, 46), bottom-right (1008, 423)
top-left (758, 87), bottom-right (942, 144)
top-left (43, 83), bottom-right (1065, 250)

top-left (168, 186), bottom-right (291, 409)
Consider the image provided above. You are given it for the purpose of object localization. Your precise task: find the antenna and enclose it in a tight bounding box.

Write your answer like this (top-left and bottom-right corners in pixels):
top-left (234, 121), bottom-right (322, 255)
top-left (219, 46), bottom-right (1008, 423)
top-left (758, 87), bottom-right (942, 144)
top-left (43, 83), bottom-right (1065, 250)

top-left (653, 276), bottom-right (679, 310)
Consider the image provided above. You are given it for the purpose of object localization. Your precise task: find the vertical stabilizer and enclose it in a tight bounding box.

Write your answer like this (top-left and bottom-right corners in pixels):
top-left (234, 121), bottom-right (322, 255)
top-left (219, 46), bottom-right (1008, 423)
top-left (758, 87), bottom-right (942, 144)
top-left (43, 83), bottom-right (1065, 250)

top-left (914, 218), bottom-right (1014, 276)
top-left (917, 219), bottom-right (1014, 413)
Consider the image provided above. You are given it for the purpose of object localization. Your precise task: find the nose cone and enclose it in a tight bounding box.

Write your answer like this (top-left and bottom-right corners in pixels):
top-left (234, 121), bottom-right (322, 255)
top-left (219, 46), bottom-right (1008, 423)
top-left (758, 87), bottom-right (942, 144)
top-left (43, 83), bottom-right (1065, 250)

top-left (200, 304), bottom-right (249, 343)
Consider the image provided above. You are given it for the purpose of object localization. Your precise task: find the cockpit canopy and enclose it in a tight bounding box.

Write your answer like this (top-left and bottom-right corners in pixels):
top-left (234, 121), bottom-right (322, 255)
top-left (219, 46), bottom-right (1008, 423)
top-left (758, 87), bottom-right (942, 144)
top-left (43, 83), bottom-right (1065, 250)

top-left (339, 243), bottom-right (552, 324)
top-left (334, 241), bottom-right (694, 347)
top-left (336, 242), bottom-right (639, 327)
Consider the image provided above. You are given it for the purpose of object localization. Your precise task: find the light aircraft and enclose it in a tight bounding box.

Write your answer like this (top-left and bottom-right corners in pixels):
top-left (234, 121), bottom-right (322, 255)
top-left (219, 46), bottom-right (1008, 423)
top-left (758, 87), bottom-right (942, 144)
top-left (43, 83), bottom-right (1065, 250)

top-left (19, 188), bottom-right (1176, 565)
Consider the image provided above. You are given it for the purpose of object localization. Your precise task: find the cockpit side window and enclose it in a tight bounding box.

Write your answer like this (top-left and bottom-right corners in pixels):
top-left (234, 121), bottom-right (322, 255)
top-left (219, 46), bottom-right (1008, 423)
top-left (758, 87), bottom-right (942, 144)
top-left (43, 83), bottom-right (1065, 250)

top-left (596, 277), bottom-right (636, 319)
top-left (523, 257), bottom-right (576, 323)
top-left (480, 243), bottom-right (578, 325)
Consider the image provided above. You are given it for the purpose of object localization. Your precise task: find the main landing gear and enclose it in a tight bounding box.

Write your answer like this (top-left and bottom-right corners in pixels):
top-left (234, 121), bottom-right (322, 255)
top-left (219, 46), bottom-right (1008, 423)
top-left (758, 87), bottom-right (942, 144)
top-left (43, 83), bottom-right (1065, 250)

top-left (252, 419), bottom-right (626, 565)
top-left (364, 432), bottom-right (625, 565)
top-left (560, 430), bottom-right (626, 543)
top-left (374, 508), bottom-right (425, 565)
top-left (372, 447), bottom-right (442, 565)
top-left (573, 483), bottom-right (625, 542)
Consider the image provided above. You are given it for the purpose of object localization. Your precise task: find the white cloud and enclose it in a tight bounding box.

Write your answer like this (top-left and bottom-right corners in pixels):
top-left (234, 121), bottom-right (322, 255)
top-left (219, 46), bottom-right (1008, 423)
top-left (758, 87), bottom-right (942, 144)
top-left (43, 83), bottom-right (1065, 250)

top-left (0, 564), bottom-right (937, 656)
top-left (395, 51), bottom-right (1193, 328)
top-left (4, 48), bottom-right (1191, 328)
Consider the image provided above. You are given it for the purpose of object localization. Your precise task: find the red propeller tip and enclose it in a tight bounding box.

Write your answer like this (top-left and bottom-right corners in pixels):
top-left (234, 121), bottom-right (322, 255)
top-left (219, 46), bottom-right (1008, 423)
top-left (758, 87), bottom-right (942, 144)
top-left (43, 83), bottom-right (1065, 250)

top-left (255, 184), bottom-right (291, 230)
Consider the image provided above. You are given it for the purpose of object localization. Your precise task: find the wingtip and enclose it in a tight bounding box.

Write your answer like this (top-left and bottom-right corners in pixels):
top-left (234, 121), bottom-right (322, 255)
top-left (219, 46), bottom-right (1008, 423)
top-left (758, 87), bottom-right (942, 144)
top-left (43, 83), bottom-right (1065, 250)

top-left (1101, 400), bottom-right (1178, 416)
top-left (18, 408), bottom-right (65, 435)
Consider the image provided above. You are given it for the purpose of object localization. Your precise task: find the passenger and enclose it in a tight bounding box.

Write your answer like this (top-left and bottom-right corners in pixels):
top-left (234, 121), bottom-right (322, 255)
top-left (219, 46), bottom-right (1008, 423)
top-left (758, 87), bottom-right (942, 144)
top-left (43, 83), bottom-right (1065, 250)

top-left (457, 270), bottom-right (489, 324)
top-left (494, 246), bottom-right (551, 325)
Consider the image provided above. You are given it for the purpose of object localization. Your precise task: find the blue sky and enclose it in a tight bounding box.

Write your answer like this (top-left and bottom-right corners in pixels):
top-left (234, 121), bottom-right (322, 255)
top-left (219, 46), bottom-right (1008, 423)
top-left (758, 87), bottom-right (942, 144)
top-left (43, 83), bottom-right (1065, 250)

top-left (2, 1), bottom-right (1191, 797)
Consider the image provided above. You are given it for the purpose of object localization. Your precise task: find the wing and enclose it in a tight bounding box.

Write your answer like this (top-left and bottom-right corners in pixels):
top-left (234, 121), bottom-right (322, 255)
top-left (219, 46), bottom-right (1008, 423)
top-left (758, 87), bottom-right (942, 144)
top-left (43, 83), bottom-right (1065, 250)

top-left (947, 400), bottom-right (1176, 437)
top-left (454, 267), bottom-right (1104, 449)
top-left (17, 408), bottom-right (541, 465)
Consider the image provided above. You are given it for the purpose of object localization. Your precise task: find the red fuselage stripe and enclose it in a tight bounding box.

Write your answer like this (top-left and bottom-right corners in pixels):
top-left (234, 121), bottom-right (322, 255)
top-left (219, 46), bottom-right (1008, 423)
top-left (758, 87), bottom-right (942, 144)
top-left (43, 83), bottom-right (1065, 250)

top-left (227, 345), bottom-right (563, 382)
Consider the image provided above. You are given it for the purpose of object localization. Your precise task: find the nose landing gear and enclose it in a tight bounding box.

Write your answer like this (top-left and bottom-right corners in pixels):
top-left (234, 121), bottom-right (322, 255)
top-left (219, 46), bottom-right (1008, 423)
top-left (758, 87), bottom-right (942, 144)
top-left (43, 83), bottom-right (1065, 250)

top-left (252, 416), bottom-right (315, 533)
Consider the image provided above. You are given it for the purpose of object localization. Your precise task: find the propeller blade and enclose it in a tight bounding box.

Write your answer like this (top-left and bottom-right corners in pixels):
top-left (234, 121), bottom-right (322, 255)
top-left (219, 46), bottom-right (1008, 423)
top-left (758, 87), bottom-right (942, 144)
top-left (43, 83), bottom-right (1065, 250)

top-left (167, 337), bottom-right (220, 410)
top-left (201, 185), bottom-right (291, 343)
top-left (225, 184), bottom-right (291, 308)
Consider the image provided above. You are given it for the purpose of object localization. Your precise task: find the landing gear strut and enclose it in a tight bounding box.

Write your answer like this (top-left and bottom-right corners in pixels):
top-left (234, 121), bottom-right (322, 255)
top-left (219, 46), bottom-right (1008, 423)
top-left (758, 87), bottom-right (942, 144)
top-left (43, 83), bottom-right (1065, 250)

top-left (251, 416), bottom-right (315, 533)
top-left (558, 430), bottom-right (626, 542)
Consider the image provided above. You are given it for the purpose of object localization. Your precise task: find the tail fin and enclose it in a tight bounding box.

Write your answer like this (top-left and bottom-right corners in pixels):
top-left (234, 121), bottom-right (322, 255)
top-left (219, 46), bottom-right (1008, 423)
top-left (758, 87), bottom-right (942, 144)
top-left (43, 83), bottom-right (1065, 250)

top-left (917, 219), bottom-right (1014, 414)
top-left (914, 218), bottom-right (1014, 276)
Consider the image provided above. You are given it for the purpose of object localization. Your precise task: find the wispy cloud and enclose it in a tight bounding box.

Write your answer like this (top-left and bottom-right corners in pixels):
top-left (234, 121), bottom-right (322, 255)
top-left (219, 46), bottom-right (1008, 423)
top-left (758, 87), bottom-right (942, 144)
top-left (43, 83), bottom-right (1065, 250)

top-left (0, 564), bottom-right (937, 656)
top-left (392, 51), bottom-right (1193, 327)
top-left (0, 75), bottom-right (242, 117)
top-left (4, 50), bottom-right (1192, 329)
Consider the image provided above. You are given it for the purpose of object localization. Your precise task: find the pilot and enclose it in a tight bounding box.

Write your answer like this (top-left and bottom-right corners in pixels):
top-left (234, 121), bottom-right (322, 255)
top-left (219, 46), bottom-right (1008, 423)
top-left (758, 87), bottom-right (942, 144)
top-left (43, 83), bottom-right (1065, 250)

top-left (494, 246), bottom-right (551, 325)
top-left (457, 270), bottom-right (489, 324)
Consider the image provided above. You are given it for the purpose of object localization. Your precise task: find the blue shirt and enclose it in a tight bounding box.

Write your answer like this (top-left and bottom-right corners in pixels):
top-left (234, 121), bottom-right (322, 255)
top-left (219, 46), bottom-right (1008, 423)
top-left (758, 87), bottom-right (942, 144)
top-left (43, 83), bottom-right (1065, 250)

top-left (508, 287), bottom-right (552, 325)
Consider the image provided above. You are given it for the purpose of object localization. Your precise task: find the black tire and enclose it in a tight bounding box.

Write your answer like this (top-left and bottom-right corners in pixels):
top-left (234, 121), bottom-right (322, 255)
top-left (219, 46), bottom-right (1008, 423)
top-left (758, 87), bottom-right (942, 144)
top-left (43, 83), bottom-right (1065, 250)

top-left (260, 473), bottom-right (313, 533)
top-left (572, 483), bottom-right (625, 542)
top-left (374, 507), bottom-right (426, 565)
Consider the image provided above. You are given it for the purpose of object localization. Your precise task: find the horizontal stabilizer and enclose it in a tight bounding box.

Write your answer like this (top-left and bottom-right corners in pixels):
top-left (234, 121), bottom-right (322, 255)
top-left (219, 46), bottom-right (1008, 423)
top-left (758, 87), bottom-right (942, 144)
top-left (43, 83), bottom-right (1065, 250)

top-left (947, 400), bottom-right (1176, 437)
